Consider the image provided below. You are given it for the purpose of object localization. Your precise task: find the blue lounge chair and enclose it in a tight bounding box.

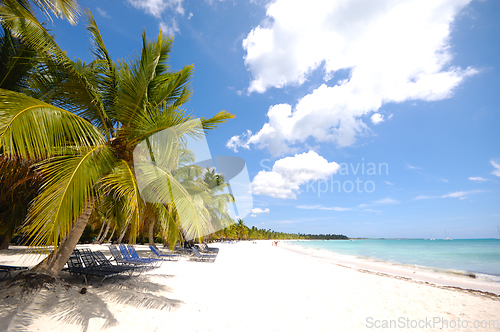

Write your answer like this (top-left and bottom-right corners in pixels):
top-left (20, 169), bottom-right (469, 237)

top-left (149, 246), bottom-right (181, 261)
top-left (122, 245), bottom-right (162, 267)
top-left (109, 245), bottom-right (153, 268)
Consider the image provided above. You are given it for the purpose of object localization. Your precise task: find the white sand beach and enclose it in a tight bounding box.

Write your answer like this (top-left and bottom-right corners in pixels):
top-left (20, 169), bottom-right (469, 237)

top-left (1, 241), bottom-right (499, 332)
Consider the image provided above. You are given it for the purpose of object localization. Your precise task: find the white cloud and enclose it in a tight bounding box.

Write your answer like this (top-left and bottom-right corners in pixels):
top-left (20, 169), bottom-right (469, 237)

top-left (441, 190), bottom-right (483, 198)
top-left (384, 181), bottom-right (394, 185)
top-left (373, 197), bottom-right (399, 205)
top-left (251, 151), bottom-right (340, 199)
top-left (128, 0), bottom-right (184, 18)
top-left (297, 205), bottom-right (351, 211)
top-left (491, 160), bottom-right (500, 178)
top-left (159, 19), bottom-right (180, 36)
top-left (413, 195), bottom-right (435, 200)
top-left (187, 12), bottom-right (193, 19)
top-left (469, 177), bottom-right (488, 181)
top-left (251, 207), bottom-right (270, 215)
top-left (226, 130), bottom-right (252, 152)
top-left (96, 7), bottom-right (110, 18)
top-left (407, 163), bottom-right (422, 170)
top-left (414, 190), bottom-right (484, 200)
top-left (371, 113), bottom-right (384, 125)
top-left (236, 0), bottom-right (476, 154)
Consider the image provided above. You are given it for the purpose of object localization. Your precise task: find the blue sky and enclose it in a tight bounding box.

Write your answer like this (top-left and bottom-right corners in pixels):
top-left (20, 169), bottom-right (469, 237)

top-left (46, 0), bottom-right (499, 239)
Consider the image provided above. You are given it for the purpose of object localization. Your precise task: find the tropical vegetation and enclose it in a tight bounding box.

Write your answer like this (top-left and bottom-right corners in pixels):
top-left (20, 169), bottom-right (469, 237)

top-left (0, 1), bottom-right (234, 277)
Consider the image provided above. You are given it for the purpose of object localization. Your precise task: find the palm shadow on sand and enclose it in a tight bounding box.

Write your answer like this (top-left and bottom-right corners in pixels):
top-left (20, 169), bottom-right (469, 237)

top-left (0, 273), bottom-right (183, 332)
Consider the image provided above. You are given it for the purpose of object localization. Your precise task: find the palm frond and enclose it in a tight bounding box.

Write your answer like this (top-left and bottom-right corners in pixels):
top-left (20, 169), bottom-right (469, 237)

top-left (0, 26), bottom-right (39, 92)
top-left (23, 144), bottom-right (114, 251)
top-left (32, 0), bottom-right (80, 25)
top-left (134, 152), bottom-right (212, 241)
top-left (0, 89), bottom-right (105, 159)
top-left (0, 0), bottom-right (72, 66)
top-left (99, 160), bottom-right (144, 243)
top-left (200, 110), bottom-right (235, 131)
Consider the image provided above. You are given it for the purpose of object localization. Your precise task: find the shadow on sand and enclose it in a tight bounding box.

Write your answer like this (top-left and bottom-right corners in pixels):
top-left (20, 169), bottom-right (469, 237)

top-left (0, 272), bottom-right (183, 332)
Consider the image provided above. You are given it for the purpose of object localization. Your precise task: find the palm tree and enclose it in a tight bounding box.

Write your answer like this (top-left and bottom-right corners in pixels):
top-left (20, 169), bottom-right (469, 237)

top-left (0, 11), bottom-right (233, 277)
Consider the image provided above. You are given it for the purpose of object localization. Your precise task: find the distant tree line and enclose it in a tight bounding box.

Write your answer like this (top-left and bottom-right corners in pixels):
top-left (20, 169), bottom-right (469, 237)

top-left (296, 233), bottom-right (349, 240)
top-left (206, 220), bottom-right (349, 241)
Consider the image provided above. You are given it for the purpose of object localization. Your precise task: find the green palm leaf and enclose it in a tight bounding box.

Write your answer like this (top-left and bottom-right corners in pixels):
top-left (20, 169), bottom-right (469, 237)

top-left (100, 160), bottom-right (144, 243)
top-left (24, 144), bottom-right (114, 251)
top-left (0, 88), bottom-right (105, 159)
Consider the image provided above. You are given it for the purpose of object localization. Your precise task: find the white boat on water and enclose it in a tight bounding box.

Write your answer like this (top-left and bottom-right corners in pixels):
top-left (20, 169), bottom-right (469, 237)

top-left (444, 230), bottom-right (452, 240)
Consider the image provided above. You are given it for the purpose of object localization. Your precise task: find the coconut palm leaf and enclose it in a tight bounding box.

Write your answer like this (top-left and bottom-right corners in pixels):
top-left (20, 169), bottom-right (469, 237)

top-left (0, 26), bottom-right (39, 92)
top-left (0, 89), bottom-right (105, 159)
top-left (200, 110), bottom-right (235, 131)
top-left (0, 0), bottom-right (72, 67)
top-left (23, 144), bottom-right (114, 251)
top-left (31, 0), bottom-right (80, 25)
top-left (99, 160), bottom-right (144, 242)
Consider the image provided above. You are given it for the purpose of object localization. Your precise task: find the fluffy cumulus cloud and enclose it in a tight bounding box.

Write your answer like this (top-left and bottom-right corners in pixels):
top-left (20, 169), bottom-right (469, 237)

top-left (128, 0), bottom-right (184, 18)
top-left (232, 0), bottom-right (477, 155)
top-left (226, 130), bottom-right (252, 152)
top-left (251, 151), bottom-right (340, 199)
top-left (371, 113), bottom-right (384, 125)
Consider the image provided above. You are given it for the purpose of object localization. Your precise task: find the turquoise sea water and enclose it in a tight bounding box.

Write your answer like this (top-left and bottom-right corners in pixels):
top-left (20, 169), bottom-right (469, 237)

top-left (290, 239), bottom-right (500, 278)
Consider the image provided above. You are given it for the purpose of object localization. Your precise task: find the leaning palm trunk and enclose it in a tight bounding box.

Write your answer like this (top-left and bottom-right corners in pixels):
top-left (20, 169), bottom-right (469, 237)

top-left (116, 221), bottom-right (130, 244)
top-left (105, 226), bottom-right (116, 244)
top-left (92, 219), bottom-right (107, 244)
top-left (95, 219), bottom-right (110, 244)
top-left (31, 202), bottom-right (93, 277)
top-left (148, 220), bottom-right (156, 246)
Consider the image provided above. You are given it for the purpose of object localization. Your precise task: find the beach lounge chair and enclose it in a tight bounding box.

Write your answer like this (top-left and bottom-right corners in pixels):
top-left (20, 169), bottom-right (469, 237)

top-left (79, 248), bottom-right (138, 276)
top-left (109, 245), bottom-right (153, 268)
top-left (190, 247), bottom-right (217, 262)
top-left (198, 243), bottom-right (219, 254)
top-left (123, 245), bottom-right (162, 267)
top-left (66, 249), bottom-right (125, 285)
top-left (0, 265), bottom-right (29, 280)
top-left (149, 245), bottom-right (181, 261)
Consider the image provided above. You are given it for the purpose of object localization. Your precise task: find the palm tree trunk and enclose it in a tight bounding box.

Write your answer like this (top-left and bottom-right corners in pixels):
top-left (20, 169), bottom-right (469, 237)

top-left (92, 220), bottom-right (106, 244)
top-left (95, 219), bottom-right (110, 244)
top-left (117, 221), bottom-right (130, 244)
top-left (0, 234), bottom-right (11, 250)
top-left (32, 202), bottom-right (93, 277)
top-left (106, 226), bottom-right (116, 244)
top-left (148, 220), bottom-right (156, 246)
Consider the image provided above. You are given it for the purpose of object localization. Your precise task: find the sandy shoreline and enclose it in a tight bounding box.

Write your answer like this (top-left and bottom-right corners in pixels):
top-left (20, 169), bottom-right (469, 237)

top-left (1, 241), bottom-right (499, 331)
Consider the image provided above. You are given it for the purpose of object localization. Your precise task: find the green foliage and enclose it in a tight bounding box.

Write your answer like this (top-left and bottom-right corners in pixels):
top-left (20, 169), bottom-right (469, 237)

top-left (0, 8), bottom-right (234, 254)
top-left (209, 219), bottom-right (349, 241)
